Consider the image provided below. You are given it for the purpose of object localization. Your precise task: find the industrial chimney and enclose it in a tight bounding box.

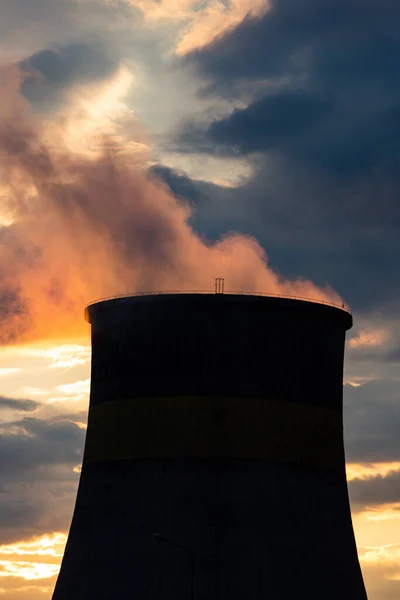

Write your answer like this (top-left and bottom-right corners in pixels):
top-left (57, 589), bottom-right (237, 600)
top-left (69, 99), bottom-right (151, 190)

top-left (52, 292), bottom-right (368, 599)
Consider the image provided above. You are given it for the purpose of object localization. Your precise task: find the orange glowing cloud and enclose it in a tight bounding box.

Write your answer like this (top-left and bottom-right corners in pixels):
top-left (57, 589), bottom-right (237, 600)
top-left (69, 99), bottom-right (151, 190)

top-left (0, 533), bottom-right (66, 582)
top-left (0, 63), bottom-right (343, 345)
top-left (0, 561), bottom-right (60, 581)
top-left (358, 543), bottom-right (400, 577)
top-left (359, 504), bottom-right (400, 522)
top-left (347, 463), bottom-right (400, 482)
top-left (348, 329), bottom-right (389, 349)
top-left (176, 0), bottom-right (269, 56)
top-left (0, 534), bottom-right (66, 558)
top-left (131, 0), bottom-right (269, 55)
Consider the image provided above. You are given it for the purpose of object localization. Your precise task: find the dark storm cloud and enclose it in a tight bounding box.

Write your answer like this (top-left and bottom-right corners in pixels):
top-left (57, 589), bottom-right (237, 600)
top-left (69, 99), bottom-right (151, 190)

top-left (187, 0), bottom-right (400, 91)
top-left (203, 90), bottom-right (334, 155)
top-left (0, 415), bottom-right (84, 542)
top-left (20, 42), bottom-right (119, 109)
top-left (0, 472), bottom-right (79, 544)
top-left (167, 0), bottom-right (400, 312)
top-left (182, 0), bottom-right (400, 177)
top-left (343, 377), bottom-right (400, 512)
top-left (344, 380), bottom-right (400, 463)
top-left (183, 98), bottom-right (400, 179)
top-left (0, 416), bottom-right (84, 477)
top-left (148, 162), bottom-right (400, 311)
top-left (0, 396), bottom-right (39, 412)
top-left (149, 165), bottom-right (205, 204)
top-left (349, 469), bottom-right (400, 507)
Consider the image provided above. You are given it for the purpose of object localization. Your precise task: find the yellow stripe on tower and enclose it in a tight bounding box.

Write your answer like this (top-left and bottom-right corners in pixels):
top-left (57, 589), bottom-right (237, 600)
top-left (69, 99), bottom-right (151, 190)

top-left (83, 397), bottom-right (344, 470)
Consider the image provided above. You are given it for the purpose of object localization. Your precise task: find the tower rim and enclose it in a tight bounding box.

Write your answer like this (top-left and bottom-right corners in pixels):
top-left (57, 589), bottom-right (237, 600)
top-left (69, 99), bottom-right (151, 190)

top-left (84, 291), bottom-right (352, 330)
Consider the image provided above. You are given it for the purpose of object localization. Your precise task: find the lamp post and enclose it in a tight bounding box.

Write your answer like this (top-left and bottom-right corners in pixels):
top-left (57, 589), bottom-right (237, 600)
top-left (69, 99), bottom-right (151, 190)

top-left (153, 533), bottom-right (195, 600)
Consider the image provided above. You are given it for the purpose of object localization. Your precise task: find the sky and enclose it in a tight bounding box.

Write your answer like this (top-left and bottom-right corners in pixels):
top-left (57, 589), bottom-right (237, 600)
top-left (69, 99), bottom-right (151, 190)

top-left (0, 0), bottom-right (399, 598)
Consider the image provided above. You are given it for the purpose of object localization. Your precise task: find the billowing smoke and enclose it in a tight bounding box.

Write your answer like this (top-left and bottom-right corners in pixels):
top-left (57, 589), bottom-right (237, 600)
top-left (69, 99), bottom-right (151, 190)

top-left (0, 64), bottom-right (342, 344)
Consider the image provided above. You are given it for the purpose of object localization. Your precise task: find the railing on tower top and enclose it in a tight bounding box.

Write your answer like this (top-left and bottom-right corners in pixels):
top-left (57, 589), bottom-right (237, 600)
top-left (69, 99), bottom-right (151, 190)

top-left (85, 288), bottom-right (351, 315)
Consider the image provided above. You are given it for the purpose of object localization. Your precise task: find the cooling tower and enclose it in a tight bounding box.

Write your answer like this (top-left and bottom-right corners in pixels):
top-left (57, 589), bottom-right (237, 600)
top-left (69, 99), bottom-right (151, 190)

top-left (52, 292), bottom-right (368, 600)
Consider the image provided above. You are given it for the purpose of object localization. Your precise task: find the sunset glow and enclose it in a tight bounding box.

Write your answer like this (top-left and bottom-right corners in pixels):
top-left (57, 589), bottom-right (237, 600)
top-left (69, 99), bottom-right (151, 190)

top-left (0, 535), bottom-right (67, 559)
top-left (0, 562), bottom-right (60, 581)
top-left (0, 534), bottom-right (66, 584)
top-left (348, 330), bottom-right (390, 349)
top-left (132, 0), bottom-right (268, 55)
top-left (346, 463), bottom-right (400, 482)
top-left (359, 543), bottom-right (400, 570)
top-left (0, 0), bottom-right (398, 598)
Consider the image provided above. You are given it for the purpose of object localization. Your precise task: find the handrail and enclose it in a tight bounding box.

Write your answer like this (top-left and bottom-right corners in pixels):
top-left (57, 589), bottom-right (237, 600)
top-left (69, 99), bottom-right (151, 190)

top-left (85, 290), bottom-right (351, 315)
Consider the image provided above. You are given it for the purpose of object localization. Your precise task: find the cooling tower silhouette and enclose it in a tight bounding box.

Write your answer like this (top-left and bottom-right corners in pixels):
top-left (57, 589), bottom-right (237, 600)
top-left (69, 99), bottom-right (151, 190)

top-left (52, 293), bottom-right (368, 599)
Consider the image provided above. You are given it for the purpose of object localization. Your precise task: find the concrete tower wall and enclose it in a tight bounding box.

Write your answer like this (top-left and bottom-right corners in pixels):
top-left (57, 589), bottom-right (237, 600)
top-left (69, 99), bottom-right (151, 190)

top-left (52, 294), bottom-right (367, 599)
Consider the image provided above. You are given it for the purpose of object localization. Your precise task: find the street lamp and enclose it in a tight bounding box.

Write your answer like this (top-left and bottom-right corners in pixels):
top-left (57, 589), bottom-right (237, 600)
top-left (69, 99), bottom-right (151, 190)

top-left (153, 533), bottom-right (195, 600)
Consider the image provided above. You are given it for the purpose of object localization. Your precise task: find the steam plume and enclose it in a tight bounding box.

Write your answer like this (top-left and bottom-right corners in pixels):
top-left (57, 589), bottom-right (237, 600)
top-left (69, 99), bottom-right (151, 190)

top-left (0, 64), bottom-right (342, 344)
